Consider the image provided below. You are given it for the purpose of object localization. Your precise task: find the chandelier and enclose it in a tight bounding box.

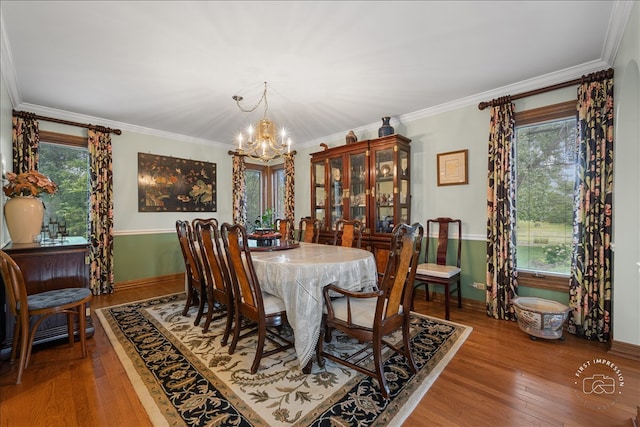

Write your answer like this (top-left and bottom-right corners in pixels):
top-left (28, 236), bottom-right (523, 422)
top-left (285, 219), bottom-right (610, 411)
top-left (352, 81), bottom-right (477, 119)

top-left (232, 82), bottom-right (292, 162)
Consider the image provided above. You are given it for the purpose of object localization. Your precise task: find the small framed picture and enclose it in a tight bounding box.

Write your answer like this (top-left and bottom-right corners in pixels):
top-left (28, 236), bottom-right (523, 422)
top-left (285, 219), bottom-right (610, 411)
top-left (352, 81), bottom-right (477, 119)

top-left (437, 149), bottom-right (468, 186)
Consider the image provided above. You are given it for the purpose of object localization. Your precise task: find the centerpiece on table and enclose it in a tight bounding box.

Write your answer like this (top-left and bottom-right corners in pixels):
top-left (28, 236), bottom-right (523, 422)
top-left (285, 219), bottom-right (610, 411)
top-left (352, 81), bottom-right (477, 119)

top-left (250, 208), bottom-right (281, 246)
top-left (3, 170), bottom-right (58, 243)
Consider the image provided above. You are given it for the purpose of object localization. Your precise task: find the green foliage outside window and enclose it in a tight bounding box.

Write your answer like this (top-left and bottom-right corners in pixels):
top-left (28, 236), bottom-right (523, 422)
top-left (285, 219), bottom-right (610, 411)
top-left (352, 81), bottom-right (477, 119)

top-left (39, 142), bottom-right (89, 238)
top-left (515, 118), bottom-right (576, 275)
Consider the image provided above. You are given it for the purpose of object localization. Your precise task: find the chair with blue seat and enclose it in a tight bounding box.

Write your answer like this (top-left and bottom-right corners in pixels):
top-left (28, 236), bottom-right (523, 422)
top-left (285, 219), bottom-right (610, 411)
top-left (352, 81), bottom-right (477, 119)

top-left (0, 250), bottom-right (92, 384)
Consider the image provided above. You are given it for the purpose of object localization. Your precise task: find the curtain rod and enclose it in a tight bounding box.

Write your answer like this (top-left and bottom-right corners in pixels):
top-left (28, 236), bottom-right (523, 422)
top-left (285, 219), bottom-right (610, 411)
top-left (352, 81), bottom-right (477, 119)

top-left (12, 109), bottom-right (122, 135)
top-left (477, 68), bottom-right (614, 110)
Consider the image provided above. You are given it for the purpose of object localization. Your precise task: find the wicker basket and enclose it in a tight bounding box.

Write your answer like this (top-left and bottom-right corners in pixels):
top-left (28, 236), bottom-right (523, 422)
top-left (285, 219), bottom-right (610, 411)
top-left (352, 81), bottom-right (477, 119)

top-left (512, 297), bottom-right (570, 340)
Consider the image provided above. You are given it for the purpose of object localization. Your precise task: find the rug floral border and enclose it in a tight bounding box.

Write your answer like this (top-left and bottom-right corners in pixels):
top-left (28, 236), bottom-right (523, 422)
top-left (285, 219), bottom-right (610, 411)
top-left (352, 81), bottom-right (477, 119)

top-left (97, 294), bottom-right (471, 427)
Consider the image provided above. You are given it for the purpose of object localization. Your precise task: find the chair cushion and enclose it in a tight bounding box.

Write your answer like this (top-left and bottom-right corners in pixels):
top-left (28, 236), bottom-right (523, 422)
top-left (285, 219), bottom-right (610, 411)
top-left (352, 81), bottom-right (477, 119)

top-left (415, 263), bottom-right (461, 279)
top-left (329, 297), bottom-right (403, 328)
top-left (23, 288), bottom-right (91, 311)
top-left (262, 291), bottom-right (287, 315)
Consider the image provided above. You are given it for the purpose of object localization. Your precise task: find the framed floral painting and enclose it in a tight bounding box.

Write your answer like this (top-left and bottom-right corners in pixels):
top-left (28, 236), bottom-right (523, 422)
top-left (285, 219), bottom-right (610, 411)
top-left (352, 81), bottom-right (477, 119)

top-left (137, 153), bottom-right (216, 212)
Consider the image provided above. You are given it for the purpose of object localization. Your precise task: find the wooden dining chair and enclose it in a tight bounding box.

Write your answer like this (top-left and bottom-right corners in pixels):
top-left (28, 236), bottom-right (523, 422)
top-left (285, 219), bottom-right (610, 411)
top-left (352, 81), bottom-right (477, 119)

top-left (220, 222), bottom-right (294, 374)
top-left (316, 223), bottom-right (423, 399)
top-left (193, 218), bottom-right (234, 339)
top-left (176, 220), bottom-right (205, 324)
top-left (332, 219), bottom-right (363, 248)
top-left (413, 217), bottom-right (462, 320)
top-left (0, 250), bottom-right (92, 384)
top-left (298, 216), bottom-right (320, 243)
top-left (274, 218), bottom-right (295, 241)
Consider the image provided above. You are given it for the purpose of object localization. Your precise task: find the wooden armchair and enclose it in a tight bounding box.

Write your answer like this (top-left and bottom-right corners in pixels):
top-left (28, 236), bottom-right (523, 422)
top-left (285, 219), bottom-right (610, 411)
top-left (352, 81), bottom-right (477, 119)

top-left (0, 250), bottom-right (92, 384)
top-left (413, 217), bottom-right (462, 320)
top-left (298, 217), bottom-right (321, 243)
top-left (274, 218), bottom-right (295, 241)
top-left (221, 223), bottom-right (294, 374)
top-left (176, 220), bottom-right (205, 324)
top-left (317, 223), bottom-right (423, 399)
top-left (332, 219), bottom-right (363, 248)
top-left (193, 218), bottom-right (234, 340)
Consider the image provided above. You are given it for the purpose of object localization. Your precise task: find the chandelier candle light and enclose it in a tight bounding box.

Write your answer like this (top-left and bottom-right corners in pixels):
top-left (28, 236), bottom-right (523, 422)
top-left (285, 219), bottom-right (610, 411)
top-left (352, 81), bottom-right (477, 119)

top-left (233, 82), bottom-right (292, 162)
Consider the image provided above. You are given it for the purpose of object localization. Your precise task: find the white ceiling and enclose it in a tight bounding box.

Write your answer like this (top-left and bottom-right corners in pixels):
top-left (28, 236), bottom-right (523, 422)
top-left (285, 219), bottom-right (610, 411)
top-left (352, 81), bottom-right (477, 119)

top-left (0, 1), bottom-right (631, 149)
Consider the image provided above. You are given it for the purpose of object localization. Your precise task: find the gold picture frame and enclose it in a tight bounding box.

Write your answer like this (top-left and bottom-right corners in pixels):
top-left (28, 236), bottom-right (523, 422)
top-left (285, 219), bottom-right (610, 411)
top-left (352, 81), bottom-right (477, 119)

top-left (437, 149), bottom-right (468, 186)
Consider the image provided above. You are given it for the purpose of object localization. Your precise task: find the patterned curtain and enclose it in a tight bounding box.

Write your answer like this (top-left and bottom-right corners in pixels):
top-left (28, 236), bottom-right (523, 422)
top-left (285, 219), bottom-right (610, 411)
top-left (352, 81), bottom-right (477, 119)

top-left (568, 71), bottom-right (614, 342)
top-left (11, 113), bottom-right (40, 173)
top-left (88, 129), bottom-right (114, 295)
top-left (486, 99), bottom-right (518, 320)
top-left (232, 154), bottom-right (246, 225)
top-left (284, 153), bottom-right (295, 222)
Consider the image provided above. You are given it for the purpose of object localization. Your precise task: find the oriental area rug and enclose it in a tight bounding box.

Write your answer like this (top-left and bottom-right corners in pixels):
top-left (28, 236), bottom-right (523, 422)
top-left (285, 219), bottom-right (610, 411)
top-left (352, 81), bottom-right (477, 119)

top-left (96, 293), bottom-right (472, 427)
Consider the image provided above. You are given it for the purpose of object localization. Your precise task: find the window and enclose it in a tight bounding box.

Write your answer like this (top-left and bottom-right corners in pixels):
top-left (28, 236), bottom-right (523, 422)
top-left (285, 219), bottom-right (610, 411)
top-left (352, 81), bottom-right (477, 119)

top-left (272, 167), bottom-right (286, 219)
top-left (244, 163), bottom-right (285, 231)
top-left (514, 101), bottom-right (576, 290)
top-left (38, 131), bottom-right (90, 239)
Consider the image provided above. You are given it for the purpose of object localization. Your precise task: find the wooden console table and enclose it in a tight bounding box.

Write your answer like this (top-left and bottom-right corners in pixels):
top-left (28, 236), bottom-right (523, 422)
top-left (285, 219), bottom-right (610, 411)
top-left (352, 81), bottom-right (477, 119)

top-left (0, 237), bottom-right (93, 359)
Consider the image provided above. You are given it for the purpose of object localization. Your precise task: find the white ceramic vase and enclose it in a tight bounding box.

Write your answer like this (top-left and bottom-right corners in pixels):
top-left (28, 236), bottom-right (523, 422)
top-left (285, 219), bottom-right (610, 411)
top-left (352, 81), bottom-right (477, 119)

top-left (4, 196), bottom-right (44, 243)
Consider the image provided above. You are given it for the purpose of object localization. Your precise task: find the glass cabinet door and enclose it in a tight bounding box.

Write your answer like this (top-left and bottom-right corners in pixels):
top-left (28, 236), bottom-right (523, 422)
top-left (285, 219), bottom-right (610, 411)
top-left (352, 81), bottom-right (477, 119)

top-left (398, 148), bottom-right (410, 225)
top-left (373, 147), bottom-right (395, 234)
top-left (348, 151), bottom-right (368, 231)
top-left (329, 157), bottom-right (343, 231)
top-left (312, 160), bottom-right (326, 229)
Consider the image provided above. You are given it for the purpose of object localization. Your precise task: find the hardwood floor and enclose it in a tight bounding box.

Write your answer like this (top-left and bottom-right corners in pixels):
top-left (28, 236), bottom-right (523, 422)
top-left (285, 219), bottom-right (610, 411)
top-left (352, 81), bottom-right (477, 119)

top-left (1, 281), bottom-right (638, 426)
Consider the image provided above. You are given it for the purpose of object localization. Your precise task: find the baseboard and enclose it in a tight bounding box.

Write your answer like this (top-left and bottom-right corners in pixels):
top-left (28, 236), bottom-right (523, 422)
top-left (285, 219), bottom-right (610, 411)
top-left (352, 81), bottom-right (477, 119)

top-left (608, 339), bottom-right (640, 362)
top-left (115, 273), bottom-right (184, 292)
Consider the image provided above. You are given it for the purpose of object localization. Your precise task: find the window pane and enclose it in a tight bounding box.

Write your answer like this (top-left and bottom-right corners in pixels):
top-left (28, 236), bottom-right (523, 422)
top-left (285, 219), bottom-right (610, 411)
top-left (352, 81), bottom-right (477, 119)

top-left (274, 168), bottom-right (286, 219)
top-left (515, 118), bottom-right (576, 275)
top-left (38, 142), bottom-right (89, 239)
top-left (245, 169), bottom-right (262, 231)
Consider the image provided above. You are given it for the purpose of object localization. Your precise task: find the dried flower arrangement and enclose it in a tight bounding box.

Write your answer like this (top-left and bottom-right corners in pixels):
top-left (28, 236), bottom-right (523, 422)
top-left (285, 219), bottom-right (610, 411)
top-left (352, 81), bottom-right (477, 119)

top-left (3, 170), bottom-right (58, 198)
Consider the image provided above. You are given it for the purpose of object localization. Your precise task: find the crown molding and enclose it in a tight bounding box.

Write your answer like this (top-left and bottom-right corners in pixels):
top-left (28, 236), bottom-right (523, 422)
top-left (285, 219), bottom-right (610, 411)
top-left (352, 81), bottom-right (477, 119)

top-left (5, 1), bottom-right (632, 151)
top-left (299, 59), bottom-right (611, 151)
top-left (10, 59), bottom-right (613, 153)
top-left (602, 1), bottom-right (636, 65)
top-left (401, 59), bottom-right (610, 122)
top-left (15, 103), bottom-right (229, 149)
top-left (0, 11), bottom-right (21, 107)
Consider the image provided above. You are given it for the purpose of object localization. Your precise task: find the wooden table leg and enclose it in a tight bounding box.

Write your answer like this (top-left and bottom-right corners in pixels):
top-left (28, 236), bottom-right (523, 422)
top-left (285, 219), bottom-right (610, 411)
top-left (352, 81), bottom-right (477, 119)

top-left (302, 360), bottom-right (313, 374)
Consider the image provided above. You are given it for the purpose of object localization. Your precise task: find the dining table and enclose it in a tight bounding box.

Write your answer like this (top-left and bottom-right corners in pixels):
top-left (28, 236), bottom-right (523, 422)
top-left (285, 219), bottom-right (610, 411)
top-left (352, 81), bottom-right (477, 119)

top-left (250, 242), bottom-right (378, 369)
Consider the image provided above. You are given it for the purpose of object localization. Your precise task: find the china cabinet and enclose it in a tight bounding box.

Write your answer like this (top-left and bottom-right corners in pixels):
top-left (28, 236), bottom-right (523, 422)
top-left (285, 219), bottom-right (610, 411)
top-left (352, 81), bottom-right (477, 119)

top-left (310, 134), bottom-right (411, 257)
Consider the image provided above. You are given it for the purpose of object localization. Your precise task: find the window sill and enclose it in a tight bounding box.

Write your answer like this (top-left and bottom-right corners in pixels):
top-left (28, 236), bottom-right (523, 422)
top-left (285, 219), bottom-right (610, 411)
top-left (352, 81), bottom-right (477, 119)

top-left (517, 271), bottom-right (569, 292)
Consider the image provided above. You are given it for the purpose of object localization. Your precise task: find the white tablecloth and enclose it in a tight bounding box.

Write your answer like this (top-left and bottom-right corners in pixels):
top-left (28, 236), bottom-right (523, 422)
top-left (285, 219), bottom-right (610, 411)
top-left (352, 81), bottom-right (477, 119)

top-left (251, 242), bottom-right (377, 368)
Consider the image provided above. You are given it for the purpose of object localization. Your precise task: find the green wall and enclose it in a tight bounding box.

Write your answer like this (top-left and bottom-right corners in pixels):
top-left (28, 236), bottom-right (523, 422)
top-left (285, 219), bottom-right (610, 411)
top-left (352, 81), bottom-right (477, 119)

top-left (114, 231), bottom-right (567, 305)
top-left (113, 232), bottom-right (184, 282)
